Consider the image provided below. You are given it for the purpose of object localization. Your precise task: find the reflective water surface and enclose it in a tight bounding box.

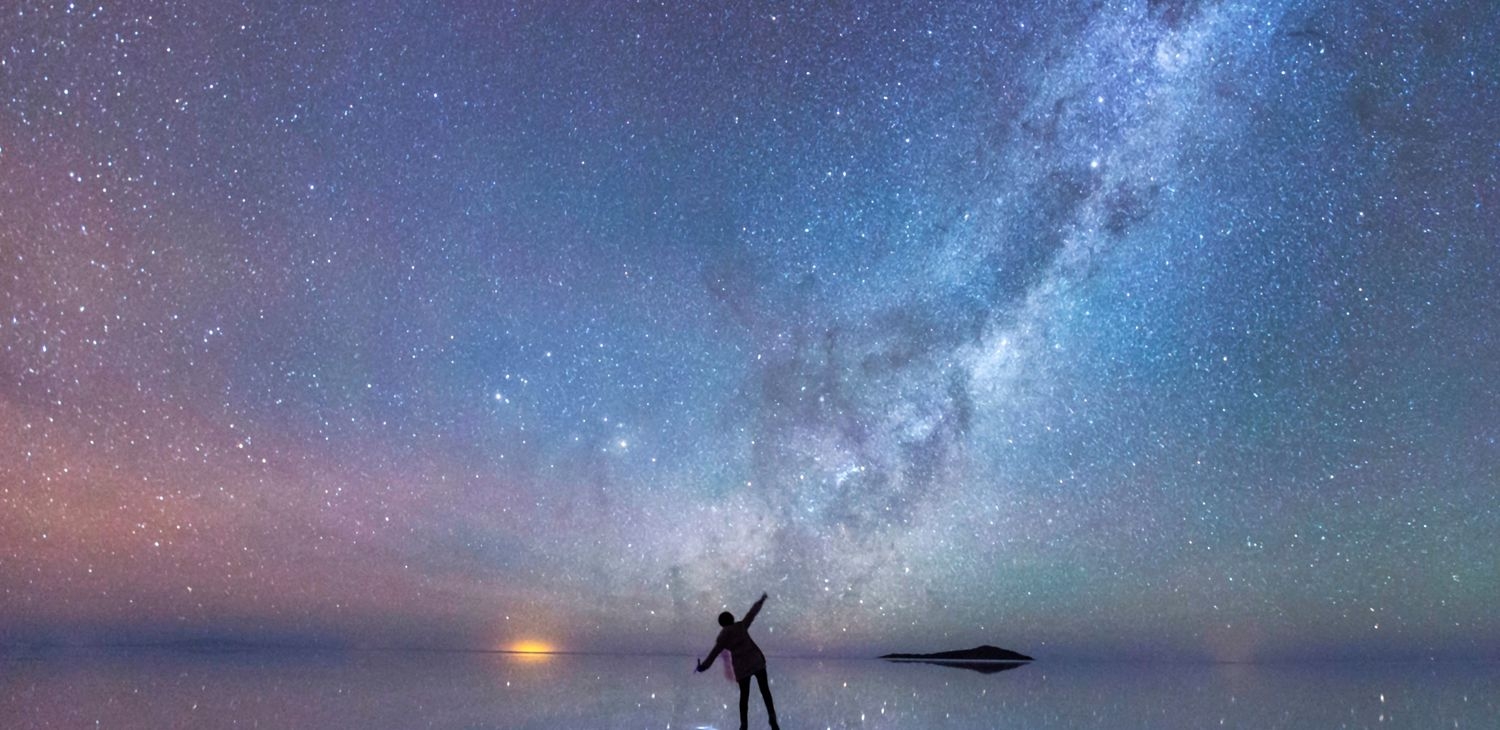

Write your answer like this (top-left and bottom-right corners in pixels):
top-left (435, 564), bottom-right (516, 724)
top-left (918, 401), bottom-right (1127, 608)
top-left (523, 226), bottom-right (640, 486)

top-left (3, 649), bottom-right (1496, 728)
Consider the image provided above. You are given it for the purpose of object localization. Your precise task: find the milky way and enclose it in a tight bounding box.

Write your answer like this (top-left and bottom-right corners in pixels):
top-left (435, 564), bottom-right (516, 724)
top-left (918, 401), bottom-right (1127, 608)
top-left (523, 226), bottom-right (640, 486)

top-left (2, 1), bottom-right (1497, 661)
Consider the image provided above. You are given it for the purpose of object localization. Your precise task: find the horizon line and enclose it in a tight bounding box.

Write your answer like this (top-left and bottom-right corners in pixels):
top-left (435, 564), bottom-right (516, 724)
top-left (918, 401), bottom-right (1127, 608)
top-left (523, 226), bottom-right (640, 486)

top-left (4, 641), bottom-right (1498, 665)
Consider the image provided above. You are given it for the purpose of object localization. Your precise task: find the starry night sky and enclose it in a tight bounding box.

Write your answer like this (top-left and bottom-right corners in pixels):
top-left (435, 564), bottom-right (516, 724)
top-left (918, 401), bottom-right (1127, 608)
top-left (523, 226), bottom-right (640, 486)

top-left (2, 0), bottom-right (1497, 661)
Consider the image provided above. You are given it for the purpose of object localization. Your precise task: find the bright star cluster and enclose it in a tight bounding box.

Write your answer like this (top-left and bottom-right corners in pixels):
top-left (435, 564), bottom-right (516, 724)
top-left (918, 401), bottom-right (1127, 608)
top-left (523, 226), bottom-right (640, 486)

top-left (2, 1), bottom-right (1496, 661)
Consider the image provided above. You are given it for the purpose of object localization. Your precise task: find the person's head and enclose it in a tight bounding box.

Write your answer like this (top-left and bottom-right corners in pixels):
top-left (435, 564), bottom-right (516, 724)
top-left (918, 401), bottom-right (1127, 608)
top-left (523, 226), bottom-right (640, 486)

top-left (718, 611), bottom-right (734, 627)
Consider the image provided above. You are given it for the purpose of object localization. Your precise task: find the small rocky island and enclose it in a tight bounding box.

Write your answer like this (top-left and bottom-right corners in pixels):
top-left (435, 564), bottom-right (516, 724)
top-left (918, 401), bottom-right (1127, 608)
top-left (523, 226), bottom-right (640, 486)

top-left (881, 645), bottom-right (1034, 674)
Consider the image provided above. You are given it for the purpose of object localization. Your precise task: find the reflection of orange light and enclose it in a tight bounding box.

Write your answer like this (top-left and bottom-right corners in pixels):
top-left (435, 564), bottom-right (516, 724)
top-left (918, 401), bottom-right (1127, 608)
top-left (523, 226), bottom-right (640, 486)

top-left (508, 640), bottom-right (554, 655)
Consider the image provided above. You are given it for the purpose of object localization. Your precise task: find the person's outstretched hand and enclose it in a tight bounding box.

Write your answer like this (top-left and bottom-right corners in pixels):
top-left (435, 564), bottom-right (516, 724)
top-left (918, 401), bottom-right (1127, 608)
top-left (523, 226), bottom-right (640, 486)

top-left (694, 658), bottom-right (706, 673)
top-left (760, 591), bottom-right (769, 601)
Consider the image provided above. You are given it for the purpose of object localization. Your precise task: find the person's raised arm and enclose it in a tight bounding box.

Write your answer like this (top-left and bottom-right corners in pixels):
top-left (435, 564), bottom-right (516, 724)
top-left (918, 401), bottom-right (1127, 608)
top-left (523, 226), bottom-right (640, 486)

top-left (742, 592), bottom-right (768, 626)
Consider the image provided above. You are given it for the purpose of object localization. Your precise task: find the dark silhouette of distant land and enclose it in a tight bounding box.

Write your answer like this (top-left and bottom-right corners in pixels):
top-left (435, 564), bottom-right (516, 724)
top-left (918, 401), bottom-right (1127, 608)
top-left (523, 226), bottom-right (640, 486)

top-left (882, 645), bottom-right (1033, 673)
top-left (882, 645), bottom-right (1034, 662)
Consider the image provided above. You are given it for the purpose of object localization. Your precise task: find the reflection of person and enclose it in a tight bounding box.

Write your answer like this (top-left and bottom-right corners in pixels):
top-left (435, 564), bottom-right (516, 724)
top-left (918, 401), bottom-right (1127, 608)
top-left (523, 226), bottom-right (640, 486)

top-left (696, 592), bottom-right (781, 730)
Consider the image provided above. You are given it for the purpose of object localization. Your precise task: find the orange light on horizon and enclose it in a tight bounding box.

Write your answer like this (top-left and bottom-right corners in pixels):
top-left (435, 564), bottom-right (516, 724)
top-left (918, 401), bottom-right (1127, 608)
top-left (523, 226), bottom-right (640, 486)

top-left (508, 640), bottom-right (555, 655)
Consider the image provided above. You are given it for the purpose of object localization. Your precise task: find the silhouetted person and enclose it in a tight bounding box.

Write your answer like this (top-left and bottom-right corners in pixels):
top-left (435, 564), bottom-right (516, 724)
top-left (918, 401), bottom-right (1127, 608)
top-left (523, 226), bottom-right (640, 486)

top-left (697, 592), bottom-right (781, 730)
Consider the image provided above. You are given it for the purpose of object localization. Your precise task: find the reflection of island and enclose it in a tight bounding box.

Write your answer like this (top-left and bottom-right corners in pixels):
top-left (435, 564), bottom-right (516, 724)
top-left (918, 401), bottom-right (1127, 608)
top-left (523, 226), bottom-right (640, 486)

top-left (881, 645), bottom-right (1033, 674)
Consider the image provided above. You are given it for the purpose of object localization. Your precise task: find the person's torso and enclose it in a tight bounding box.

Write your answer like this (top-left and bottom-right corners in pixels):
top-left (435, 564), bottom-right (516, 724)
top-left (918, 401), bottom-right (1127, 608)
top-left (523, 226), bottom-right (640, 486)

top-left (718, 623), bottom-right (762, 655)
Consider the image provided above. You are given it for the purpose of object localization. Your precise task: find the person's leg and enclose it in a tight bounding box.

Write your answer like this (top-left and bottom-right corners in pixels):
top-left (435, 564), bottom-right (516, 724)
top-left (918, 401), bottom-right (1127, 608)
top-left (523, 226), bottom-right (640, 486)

top-left (737, 675), bottom-right (751, 730)
top-left (755, 668), bottom-right (780, 730)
